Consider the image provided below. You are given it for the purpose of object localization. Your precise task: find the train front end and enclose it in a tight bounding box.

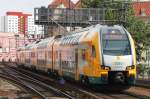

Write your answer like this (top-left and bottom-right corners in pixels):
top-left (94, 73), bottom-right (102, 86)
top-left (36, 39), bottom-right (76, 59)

top-left (100, 25), bottom-right (136, 86)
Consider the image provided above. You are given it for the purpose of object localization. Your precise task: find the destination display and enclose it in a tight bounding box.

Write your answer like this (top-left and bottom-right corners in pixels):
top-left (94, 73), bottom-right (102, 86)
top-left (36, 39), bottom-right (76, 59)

top-left (103, 34), bottom-right (127, 40)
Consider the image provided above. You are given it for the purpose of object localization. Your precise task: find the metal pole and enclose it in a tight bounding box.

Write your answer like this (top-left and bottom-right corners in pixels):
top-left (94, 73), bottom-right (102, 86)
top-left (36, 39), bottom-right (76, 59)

top-left (148, 50), bottom-right (150, 79)
top-left (15, 36), bottom-right (17, 62)
top-left (24, 32), bottom-right (25, 45)
top-left (14, 34), bottom-right (19, 62)
top-left (16, 37), bottom-right (17, 50)
top-left (9, 38), bottom-right (10, 53)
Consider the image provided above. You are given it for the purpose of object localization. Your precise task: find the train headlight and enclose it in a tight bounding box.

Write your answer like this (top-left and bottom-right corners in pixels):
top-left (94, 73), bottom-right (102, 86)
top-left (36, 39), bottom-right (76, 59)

top-left (126, 65), bottom-right (135, 70)
top-left (104, 66), bottom-right (110, 70)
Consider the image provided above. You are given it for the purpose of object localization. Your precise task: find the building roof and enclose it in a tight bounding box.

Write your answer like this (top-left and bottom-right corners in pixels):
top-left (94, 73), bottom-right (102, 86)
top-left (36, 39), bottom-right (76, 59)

top-left (132, 2), bottom-right (150, 17)
top-left (48, 0), bottom-right (75, 8)
top-left (74, 0), bottom-right (81, 8)
top-left (0, 32), bottom-right (25, 38)
top-left (6, 11), bottom-right (32, 17)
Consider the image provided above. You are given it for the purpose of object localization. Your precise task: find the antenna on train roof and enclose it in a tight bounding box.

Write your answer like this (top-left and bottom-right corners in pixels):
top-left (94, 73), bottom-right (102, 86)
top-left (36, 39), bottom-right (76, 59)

top-left (54, 35), bottom-right (62, 39)
top-left (35, 40), bottom-right (41, 44)
top-left (25, 44), bottom-right (28, 46)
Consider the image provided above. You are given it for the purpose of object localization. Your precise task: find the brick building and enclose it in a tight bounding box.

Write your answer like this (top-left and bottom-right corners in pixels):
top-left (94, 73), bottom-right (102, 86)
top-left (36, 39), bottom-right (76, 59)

top-left (132, 1), bottom-right (150, 23)
top-left (48, 0), bottom-right (75, 8)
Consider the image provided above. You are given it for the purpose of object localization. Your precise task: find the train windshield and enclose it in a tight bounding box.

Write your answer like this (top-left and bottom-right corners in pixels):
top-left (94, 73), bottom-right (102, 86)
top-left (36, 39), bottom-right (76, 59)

top-left (101, 27), bottom-right (131, 55)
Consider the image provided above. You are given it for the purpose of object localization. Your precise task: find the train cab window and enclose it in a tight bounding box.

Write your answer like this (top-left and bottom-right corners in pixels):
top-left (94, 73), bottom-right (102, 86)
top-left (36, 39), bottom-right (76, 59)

top-left (101, 26), bottom-right (131, 55)
top-left (92, 45), bottom-right (96, 58)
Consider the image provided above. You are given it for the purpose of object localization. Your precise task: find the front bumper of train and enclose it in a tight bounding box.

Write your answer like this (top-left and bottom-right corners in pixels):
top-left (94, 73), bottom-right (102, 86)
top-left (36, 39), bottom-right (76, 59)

top-left (88, 71), bottom-right (136, 85)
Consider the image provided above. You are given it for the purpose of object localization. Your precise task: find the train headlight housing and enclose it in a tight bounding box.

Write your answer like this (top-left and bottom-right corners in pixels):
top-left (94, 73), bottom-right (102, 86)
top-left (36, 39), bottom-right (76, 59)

top-left (126, 65), bottom-right (135, 70)
top-left (101, 65), bottom-right (111, 70)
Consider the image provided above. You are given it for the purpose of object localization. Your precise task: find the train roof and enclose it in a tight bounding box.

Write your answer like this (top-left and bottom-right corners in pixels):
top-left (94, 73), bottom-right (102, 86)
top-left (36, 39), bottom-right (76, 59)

top-left (17, 46), bottom-right (26, 51)
top-left (36, 37), bottom-right (54, 49)
top-left (59, 24), bottom-right (124, 45)
top-left (61, 32), bottom-right (84, 45)
top-left (59, 25), bottom-right (99, 45)
top-left (18, 24), bottom-right (125, 51)
top-left (64, 24), bottom-right (123, 35)
top-left (24, 41), bottom-right (37, 50)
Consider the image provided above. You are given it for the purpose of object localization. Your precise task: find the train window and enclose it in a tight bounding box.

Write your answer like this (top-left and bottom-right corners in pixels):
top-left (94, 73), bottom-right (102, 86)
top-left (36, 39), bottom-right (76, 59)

top-left (56, 51), bottom-right (58, 59)
top-left (48, 51), bottom-right (51, 58)
top-left (73, 36), bottom-right (77, 44)
top-left (64, 38), bottom-right (67, 45)
top-left (82, 49), bottom-right (86, 61)
top-left (31, 52), bottom-right (35, 57)
top-left (65, 38), bottom-right (68, 44)
top-left (68, 37), bottom-right (71, 44)
top-left (92, 45), bottom-right (96, 58)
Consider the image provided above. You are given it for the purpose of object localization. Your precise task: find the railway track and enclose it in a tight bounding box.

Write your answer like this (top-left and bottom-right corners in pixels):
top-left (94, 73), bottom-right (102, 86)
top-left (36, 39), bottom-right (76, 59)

top-left (2, 63), bottom-right (103, 99)
top-left (136, 79), bottom-right (150, 89)
top-left (0, 64), bottom-right (74, 99)
top-left (1, 63), bottom-right (150, 99)
top-left (3, 64), bottom-right (100, 99)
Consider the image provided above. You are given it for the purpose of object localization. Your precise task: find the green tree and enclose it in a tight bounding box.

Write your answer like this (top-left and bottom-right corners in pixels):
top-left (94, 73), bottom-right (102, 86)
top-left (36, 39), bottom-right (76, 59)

top-left (137, 64), bottom-right (145, 77)
top-left (81, 0), bottom-right (102, 8)
top-left (82, 0), bottom-right (150, 62)
top-left (126, 5), bottom-right (150, 61)
top-left (105, 8), bottom-right (117, 20)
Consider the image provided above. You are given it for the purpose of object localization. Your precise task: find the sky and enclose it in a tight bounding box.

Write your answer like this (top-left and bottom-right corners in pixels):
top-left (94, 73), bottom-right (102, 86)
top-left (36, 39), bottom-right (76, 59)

top-left (0, 0), bottom-right (52, 16)
top-left (0, 0), bottom-right (149, 16)
top-left (0, 0), bottom-right (79, 16)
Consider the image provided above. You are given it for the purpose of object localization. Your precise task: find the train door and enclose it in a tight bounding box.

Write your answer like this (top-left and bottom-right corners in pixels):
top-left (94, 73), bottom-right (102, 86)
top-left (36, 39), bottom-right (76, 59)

top-left (53, 50), bottom-right (59, 75)
top-left (75, 47), bottom-right (87, 81)
top-left (76, 44), bottom-right (90, 81)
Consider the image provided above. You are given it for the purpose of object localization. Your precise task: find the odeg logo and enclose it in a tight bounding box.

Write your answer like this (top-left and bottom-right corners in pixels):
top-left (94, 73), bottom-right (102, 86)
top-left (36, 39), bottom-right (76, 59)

top-left (113, 62), bottom-right (124, 67)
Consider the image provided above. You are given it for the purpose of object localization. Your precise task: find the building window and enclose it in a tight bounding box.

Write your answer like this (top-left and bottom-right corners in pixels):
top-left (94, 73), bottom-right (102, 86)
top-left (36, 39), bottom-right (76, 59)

top-left (141, 8), bottom-right (146, 16)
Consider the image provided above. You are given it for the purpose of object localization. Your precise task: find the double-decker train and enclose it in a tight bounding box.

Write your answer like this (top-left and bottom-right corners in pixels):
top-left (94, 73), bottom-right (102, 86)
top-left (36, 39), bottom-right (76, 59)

top-left (17, 24), bottom-right (136, 88)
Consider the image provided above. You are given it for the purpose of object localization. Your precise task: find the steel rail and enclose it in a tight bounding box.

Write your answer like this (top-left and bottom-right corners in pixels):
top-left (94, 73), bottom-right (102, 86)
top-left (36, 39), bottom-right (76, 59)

top-left (3, 65), bottom-right (75, 99)
top-left (5, 63), bottom-right (102, 99)
top-left (0, 72), bottom-right (49, 99)
top-left (4, 63), bottom-right (150, 99)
